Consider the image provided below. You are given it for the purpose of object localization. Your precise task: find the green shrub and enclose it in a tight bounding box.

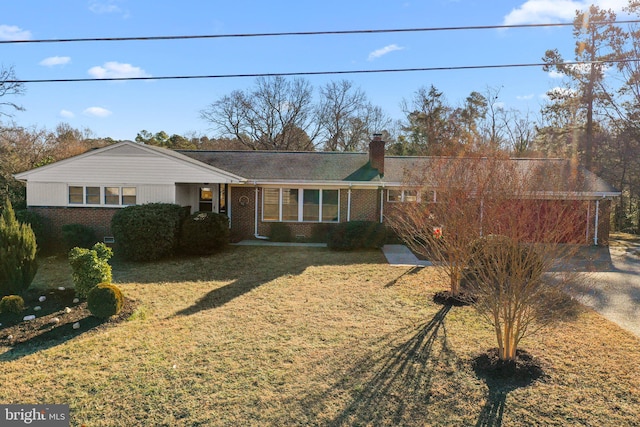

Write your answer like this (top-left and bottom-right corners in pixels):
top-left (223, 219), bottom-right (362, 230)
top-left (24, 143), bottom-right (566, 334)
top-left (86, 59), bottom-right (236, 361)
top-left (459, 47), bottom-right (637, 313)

top-left (0, 295), bottom-right (25, 314)
top-left (268, 222), bottom-right (292, 242)
top-left (0, 198), bottom-right (38, 297)
top-left (327, 221), bottom-right (387, 250)
top-left (310, 223), bottom-right (335, 243)
top-left (69, 243), bottom-right (113, 298)
top-left (62, 223), bottom-right (97, 250)
top-left (179, 212), bottom-right (230, 255)
top-left (111, 203), bottom-right (186, 261)
top-left (87, 283), bottom-right (124, 319)
top-left (15, 209), bottom-right (50, 252)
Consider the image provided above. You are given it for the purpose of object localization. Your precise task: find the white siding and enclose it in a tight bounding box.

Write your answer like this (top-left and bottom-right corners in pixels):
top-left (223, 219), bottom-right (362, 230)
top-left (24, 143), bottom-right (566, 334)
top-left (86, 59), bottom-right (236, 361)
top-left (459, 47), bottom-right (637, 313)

top-left (26, 183), bottom-right (67, 206)
top-left (20, 144), bottom-right (238, 185)
top-left (137, 185), bottom-right (176, 204)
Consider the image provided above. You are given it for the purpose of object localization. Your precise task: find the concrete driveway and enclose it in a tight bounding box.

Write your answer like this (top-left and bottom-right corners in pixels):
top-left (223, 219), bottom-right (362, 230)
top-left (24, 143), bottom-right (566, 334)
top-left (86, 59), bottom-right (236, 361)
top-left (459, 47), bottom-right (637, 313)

top-left (566, 243), bottom-right (640, 339)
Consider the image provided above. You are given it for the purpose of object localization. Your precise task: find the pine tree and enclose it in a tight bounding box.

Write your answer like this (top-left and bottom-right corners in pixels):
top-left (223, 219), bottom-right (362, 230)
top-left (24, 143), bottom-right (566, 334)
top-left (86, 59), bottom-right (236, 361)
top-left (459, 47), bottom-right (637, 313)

top-left (0, 198), bottom-right (38, 296)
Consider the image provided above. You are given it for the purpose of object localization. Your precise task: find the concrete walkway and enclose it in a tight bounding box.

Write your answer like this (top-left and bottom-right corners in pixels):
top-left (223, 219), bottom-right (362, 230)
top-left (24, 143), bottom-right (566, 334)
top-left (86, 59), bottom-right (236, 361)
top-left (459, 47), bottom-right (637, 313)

top-left (381, 245), bottom-right (432, 267)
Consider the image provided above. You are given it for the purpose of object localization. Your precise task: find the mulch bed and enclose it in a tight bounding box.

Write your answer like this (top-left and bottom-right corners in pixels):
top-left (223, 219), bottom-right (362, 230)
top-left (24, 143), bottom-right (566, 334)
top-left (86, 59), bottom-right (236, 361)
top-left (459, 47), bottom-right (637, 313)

top-left (472, 348), bottom-right (548, 386)
top-left (0, 287), bottom-right (136, 349)
top-left (432, 290), bottom-right (476, 306)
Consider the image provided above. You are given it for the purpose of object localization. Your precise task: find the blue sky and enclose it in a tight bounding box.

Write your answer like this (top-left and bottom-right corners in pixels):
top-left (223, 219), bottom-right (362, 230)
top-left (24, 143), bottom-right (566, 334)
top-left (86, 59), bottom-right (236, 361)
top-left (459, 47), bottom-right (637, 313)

top-left (0, 0), bottom-right (630, 141)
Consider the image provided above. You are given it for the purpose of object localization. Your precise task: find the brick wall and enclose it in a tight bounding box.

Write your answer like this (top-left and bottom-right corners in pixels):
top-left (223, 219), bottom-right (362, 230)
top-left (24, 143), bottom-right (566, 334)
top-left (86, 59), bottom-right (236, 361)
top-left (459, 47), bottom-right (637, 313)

top-left (29, 206), bottom-right (120, 249)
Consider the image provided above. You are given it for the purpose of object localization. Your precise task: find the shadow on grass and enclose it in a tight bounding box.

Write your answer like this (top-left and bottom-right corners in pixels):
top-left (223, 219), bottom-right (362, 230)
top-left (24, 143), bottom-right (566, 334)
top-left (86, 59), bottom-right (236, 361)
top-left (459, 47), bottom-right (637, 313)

top-left (384, 266), bottom-right (424, 288)
top-left (298, 305), bottom-right (453, 426)
top-left (165, 246), bottom-right (384, 318)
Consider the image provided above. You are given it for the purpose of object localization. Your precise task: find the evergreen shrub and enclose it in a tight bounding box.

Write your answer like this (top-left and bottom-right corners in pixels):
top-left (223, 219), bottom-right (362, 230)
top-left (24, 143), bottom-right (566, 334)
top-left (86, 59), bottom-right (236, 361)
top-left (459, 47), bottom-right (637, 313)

top-left (68, 242), bottom-right (113, 298)
top-left (179, 212), bottom-right (230, 255)
top-left (111, 203), bottom-right (186, 261)
top-left (0, 198), bottom-right (38, 297)
top-left (327, 221), bottom-right (387, 250)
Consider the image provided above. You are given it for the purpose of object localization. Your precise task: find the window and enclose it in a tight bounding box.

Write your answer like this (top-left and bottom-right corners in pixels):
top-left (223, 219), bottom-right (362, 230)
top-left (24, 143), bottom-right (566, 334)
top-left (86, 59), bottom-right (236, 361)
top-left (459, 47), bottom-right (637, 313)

top-left (68, 186), bottom-right (136, 206)
top-left (303, 190), bottom-right (320, 222)
top-left (322, 190), bottom-right (339, 221)
top-left (86, 187), bottom-right (100, 204)
top-left (388, 189), bottom-right (419, 203)
top-left (105, 187), bottom-right (120, 205)
top-left (122, 187), bottom-right (136, 205)
top-left (199, 187), bottom-right (213, 212)
top-left (263, 188), bottom-right (339, 223)
top-left (69, 186), bottom-right (83, 204)
top-left (263, 188), bottom-right (280, 221)
top-left (282, 189), bottom-right (299, 221)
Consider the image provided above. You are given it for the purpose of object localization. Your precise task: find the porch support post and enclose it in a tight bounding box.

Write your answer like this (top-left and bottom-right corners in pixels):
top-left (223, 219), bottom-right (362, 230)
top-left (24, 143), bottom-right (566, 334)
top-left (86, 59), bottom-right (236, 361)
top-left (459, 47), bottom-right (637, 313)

top-left (594, 199), bottom-right (600, 246)
top-left (254, 187), bottom-right (259, 237)
top-left (347, 187), bottom-right (352, 222)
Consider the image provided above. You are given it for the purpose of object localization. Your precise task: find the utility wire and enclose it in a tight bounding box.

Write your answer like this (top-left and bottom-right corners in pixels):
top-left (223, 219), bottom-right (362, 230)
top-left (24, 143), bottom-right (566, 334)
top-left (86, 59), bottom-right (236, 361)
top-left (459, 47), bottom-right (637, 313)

top-left (7, 59), bottom-right (640, 84)
top-left (2, 20), bottom-right (640, 44)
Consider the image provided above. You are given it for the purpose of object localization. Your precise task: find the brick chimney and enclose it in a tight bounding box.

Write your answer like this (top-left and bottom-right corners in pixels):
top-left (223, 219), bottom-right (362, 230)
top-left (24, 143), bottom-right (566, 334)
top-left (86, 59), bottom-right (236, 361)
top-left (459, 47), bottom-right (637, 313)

top-left (369, 133), bottom-right (385, 176)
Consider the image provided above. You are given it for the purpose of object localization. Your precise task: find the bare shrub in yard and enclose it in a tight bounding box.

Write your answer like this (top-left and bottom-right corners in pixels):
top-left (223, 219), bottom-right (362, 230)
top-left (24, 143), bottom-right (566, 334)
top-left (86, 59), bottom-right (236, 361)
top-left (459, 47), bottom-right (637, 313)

top-left (388, 156), bottom-right (588, 361)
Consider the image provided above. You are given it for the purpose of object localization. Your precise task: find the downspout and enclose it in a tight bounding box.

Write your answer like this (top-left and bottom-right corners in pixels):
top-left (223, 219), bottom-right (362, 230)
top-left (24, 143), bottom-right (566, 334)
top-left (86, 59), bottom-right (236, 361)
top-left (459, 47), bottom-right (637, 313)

top-left (254, 185), bottom-right (269, 240)
top-left (585, 200), bottom-right (591, 244)
top-left (593, 199), bottom-right (600, 246)
top-left (379, 187), bottom-right (384, 224)
top-left (347, 185), bottom-right (352, 222)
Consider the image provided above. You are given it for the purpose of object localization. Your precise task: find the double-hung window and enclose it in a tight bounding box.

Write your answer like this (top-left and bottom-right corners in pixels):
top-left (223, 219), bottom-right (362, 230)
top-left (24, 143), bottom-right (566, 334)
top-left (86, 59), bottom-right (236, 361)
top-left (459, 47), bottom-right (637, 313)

top-left (263, 188), bottom-right (339, 222)
top-left (387, 189), bottom-right (419, 203)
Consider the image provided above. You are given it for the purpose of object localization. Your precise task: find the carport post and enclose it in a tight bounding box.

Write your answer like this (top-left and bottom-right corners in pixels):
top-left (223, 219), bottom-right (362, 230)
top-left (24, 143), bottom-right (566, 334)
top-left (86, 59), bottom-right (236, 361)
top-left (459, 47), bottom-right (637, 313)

top-left (594, 199), bottom-right (600, 246)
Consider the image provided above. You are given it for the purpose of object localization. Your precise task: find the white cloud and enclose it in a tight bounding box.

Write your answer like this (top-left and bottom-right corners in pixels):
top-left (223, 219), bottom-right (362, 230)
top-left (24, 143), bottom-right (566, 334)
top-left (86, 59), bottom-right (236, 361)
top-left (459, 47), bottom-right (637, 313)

top-left (83, 107), bottom-right (112, 118)
top-left (89, 0), bottom-right (131, 18)
top-left (516, 94), bottom-right (535, 100)
top-left (368, 44), bottom-right (405, 61)
top-left (88, 61), bottom-right (151, 79)
top-left (59, 110), bottom-right (75, 119)
top-left (503, 0), bottom-right (627, 25)
top-left (0, 25), bottom-right (31, 40)
top-left (39, 56), bottom-right (71, 67)
top-left (548, 70), bottom-right (564, 79)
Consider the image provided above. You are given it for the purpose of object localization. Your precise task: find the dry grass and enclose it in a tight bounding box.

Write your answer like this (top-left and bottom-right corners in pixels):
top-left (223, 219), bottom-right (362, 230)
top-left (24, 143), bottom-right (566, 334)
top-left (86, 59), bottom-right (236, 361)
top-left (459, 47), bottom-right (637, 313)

top-left (1, 246), bottom-right (640, 426)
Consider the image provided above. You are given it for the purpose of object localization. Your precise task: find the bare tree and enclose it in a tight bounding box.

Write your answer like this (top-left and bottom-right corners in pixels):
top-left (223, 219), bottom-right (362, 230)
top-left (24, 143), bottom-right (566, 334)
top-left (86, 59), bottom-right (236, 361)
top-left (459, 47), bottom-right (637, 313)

top-left (0, 65), bottom-right (25, 117)
top-left (387, 157), bottom-right (587, 361)
top-left (316, 80), bottom-right (391, 151)
top-left (201, 76), bottom-right (318, 151)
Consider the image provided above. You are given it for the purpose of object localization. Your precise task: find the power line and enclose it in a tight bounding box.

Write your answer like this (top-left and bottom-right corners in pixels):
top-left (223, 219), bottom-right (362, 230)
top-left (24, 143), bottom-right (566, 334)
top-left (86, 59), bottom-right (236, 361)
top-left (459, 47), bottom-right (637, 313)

top-left (2, 20), bottom-right (640, 44)
top-left (7, 59), bottom-right (640, 84)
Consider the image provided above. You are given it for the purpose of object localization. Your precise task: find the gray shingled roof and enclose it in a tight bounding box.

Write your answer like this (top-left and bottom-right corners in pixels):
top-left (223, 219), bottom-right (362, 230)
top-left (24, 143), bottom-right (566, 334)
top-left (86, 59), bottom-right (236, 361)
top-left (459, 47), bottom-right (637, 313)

top-left (177, 150), bottom-right (619, 195)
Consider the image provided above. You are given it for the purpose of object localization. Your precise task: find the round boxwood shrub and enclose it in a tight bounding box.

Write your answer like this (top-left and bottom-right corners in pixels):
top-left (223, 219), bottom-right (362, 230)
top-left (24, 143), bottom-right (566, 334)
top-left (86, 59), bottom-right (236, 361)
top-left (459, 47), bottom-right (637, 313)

top-left (179, 212), bottom-right (230, 255)
top-left (0, 295), bottom-right (25, 314)
top-left (87, 283), bottom-right (124, 319)
top-left (327, 221), bottom-right (388, 250)
top-left (111, 203), bottom-right (187, 261)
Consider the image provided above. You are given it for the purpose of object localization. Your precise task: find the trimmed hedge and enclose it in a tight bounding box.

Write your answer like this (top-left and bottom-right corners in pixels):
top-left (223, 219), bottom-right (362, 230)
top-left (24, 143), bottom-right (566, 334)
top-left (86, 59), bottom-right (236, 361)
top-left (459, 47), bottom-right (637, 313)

top-left (111, 203), bottom-right (186, 261)
top-left (327, 221), bottom-right (387, 250)
top-left (179, 212), bottom-right (230, 255)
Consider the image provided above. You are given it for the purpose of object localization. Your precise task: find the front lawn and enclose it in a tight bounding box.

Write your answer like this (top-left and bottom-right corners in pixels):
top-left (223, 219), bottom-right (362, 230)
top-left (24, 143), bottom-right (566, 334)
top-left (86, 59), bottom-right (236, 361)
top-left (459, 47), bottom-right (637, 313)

top-left (1, 246), bottom-right (639, 426)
